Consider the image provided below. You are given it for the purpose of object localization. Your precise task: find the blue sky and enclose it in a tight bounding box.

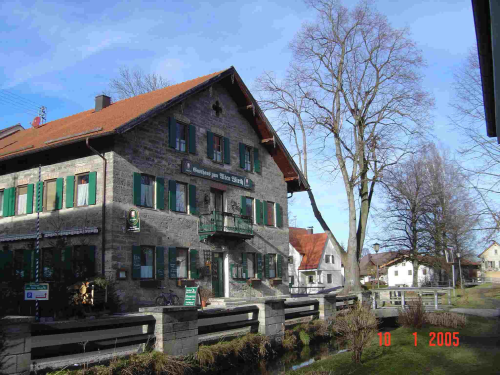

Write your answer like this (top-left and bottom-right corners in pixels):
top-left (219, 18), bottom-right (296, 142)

top-left (0, 0), bottom-right (479, 249)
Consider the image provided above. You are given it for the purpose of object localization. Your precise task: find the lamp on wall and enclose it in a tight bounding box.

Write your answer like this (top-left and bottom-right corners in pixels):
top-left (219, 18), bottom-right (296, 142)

top-left (373, 243), bottom-right (380, 288)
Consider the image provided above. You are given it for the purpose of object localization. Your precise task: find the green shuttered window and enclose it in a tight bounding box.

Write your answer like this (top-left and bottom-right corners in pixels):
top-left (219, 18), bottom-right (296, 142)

top-left (223, 137), bottom-right (230, 164)
top-left (133, 173), bottom-right (142, 206)
top-left (256, 199), bottom-right (263, 225)
top-left (277, 254), bottom-right (283, 278)
top-left (276, 203), bottom-right (283, 228)
top-left (239, 143), bottom-right (245, 169)
top-left (56, 178), bottom-right (64, 210)
top-left (257, 253), bottom-right (263, 279)
top-left (169, 117), bottom-right (177, 149)
top-left (156, 177), bottom-right (165, 210)
top-left (88, 172), bottom-right (97, 205)
top-left (26, 184), bottom-right (34, 214)
top-left (132, 246), bottom-right (141, 279)
top-left (189, 184), bottom-right (197, 215)
top-left (207, 131), bottom-right (214, 159)
top-left (189, 125), bottom-right (196, 154)
top-left (242, 253), bottom-right (248, 279)
top-left (156, 247), bottom-right (165, 280)
top-left (264, 254), bottom-right (270, 279)
top-left (66, 176), bottom-right (74, 208)
top-left (168, 247), bottom-right (177, 279)
top-left (190, 249), bottom-right (199, 279)
top-left (168, 180), bottom-right (176, 211)
top-left (254, 148), bottom-right (261, 173)
top-left (263, 200), bottom-right (268, 225)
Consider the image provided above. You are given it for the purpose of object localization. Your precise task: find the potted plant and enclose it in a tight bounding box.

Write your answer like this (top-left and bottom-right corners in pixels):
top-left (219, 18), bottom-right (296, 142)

top-left (199, 287), bottom-right (214, 308)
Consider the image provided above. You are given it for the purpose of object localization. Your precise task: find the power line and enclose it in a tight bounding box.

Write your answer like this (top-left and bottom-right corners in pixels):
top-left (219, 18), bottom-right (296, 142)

top-left (0, 91), bottom-right (40, 112)
top-left (0, 88), bottom-right (42, 108)
top-left (0, 95), bottom-right (39, 114)
top-left (0, 97), bottom-right (39, 117)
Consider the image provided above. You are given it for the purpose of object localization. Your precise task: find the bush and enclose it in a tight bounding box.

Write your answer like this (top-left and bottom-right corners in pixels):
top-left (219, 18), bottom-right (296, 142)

top-left (398, 295), bottom-right (427, 329)
top-left (299, 330), bottom-right (311, 346)
top-left (282, 330), bottom-right (297, 350)
top-left (427, 312), bottom-right (467, 328)
top-left (330, 302), bottom-right (378, 364)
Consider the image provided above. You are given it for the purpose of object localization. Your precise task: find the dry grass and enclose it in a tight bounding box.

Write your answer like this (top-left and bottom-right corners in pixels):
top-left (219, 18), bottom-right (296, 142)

top-left (426, 312), bottom-right (467, 329)
top-left (397, 295), bottom-right (427, 329)
top-left (282, 330), bottom-right (298, 350)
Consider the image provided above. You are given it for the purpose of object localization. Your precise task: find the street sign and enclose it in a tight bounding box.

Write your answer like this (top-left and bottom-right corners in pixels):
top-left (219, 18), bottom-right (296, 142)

top-left (183, 286), bottom-right (200, 307)
top-left (25, 283), bottom-right (49, 301)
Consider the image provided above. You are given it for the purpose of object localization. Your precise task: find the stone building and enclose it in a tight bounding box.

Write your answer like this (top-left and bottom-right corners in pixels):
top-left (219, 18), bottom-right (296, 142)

top-left (0, 67), bottom-right (309, 313)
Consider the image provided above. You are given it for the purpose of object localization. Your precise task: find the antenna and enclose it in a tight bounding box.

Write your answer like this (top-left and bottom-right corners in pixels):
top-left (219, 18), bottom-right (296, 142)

top-left (39, 106), bottom-right (47, 124)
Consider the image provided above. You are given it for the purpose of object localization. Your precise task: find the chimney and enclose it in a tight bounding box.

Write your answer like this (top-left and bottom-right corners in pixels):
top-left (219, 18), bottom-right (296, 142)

top-left (95, 95), bottom-right (111, 112)
top-left (306, 226), bottom-right (313, 234)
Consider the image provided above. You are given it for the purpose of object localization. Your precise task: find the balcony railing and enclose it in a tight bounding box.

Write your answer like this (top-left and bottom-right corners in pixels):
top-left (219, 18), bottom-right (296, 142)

top-left (198, 211), bottom-right (253, 239)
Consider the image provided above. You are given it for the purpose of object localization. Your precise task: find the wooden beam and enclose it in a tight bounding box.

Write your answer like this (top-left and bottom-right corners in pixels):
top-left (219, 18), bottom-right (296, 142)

top-left (261, 138), bottom-right (274, 144)
top-left (285, 177), bottom-right (299, 182)
top-left (238, 104), bottom-right (254, 111)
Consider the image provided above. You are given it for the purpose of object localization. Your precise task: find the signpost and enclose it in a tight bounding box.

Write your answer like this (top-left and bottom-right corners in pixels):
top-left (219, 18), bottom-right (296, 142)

top-left (182, 160), bottom-right (253, 190)
top-left (25, 283), bottom-right (49, 301)
top-left (184, 286), bottom-right (200, 307)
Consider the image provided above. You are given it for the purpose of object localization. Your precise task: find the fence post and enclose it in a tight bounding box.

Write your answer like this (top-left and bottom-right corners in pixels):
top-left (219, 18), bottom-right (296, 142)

top-left (139, 306), bottom-right (198, 356)
top-left (447, 289), bottom-right (451, 305)
top-left (256, 299), bottom-right (285, 345)
top-left (0, 316), bottom-right (35, 375)
top-left (317, 295), bottom-right (337, 321)
top-left (434, 290), bottom-right (438, 310)
top-left (372, 291), bottom-right (377, 309)
top-left (401, 291), bottom-right (405, 307)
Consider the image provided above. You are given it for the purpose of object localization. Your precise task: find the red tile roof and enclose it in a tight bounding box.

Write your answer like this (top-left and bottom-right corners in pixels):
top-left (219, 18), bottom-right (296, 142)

top-left (289, 227), bottom-right (328, 270)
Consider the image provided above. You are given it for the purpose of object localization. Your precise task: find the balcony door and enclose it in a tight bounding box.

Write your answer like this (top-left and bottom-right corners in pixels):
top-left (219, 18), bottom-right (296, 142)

top-left (210, 189), bottom-right (224, 230)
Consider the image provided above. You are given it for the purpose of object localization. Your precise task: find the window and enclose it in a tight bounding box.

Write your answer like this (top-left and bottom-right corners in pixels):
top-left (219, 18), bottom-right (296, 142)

top-left (140, 246), bottom-right (154, 279)
top-left (269, 254), bottom-right (277, 278)
top-left (14, 250), bottom-right (29, 280)
top-left (16, 186), bottom-right (28, 215)
top-left (44, 180), bottom-right (57, 211)
top-left (0, 190), bottom-right (3, 216)
top-left (423, 268), bottom-right (427, 275)
top-left (266, 201), bottom-right (275, 226)
top-left (176, 182), bottom-right (187, 213)
top-left (210, 189), bottom-right (224, 212)
top-left (175, 122), bottom-right (187, 152)
top-left (214, 135), bottom-right (223, 162)
top-left (327, 274), bottom-right (332, 284)
top-left (308, 275), bottom-right (314, 284)
top-left (394, 271), bottom-right (398, 276)
top-left (139, 175), bottom-right (155, 208)
top-left (247, 253), bottom-right (256, 278)
top-left (175, 248), bottom-right (188, 278)
top-left (325, 255), bottom-right (331, 263)
top-left (402, 262), bottom-right (406, 267)
top-left (291, 275), bottom-right (294, 285)
top-left (242, 196), bottom-right (253, 220)
top-left (244, 146), bottom-right (252, 172)
top-left (76, 173), bottom-right (90, 206)
top-left (73, 246), bottom-right (95, 279)
top-left (42, 248), bottom-right (55, 280)
top-left (496, 249), bottom-right (498, 255)
top-left (408, 270), bottom-right (412, 275)
top-left (288, 256), bottom-right (293, 264)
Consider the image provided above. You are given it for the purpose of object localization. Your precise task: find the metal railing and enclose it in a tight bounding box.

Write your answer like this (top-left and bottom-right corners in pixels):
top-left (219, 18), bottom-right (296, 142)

top-left (370, 287), bottom-right (453, 310)
top-left (199, 211), bottom-right (253, 236)
top-left (289, 286), bottom-right (326, 295)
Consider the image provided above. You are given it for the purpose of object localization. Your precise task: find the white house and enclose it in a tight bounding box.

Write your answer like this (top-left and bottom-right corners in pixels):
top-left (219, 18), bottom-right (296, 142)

top-left (359, 252), bottom-right (400, 285)
top-left (288, 227), bottom-right (344, 294)
top-left (478, 241), bottom-right (500, 273)
top-left (382, 257), bottom-right (435, 287)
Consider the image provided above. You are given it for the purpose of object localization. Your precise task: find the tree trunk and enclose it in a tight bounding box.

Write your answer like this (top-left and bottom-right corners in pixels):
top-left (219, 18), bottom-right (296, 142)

top-left (343, 246), bottom-right (361, 294)
top-left (412, 259), bottom-right (419, 287)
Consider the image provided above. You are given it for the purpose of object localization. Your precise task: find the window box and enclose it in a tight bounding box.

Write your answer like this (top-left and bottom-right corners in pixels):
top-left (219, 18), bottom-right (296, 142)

top-left (140, 280), bottom-right (161, 288)
top-left (247, 278), bottom-right (261, 287)
top-left (270, 278), bottom-right (282, 287)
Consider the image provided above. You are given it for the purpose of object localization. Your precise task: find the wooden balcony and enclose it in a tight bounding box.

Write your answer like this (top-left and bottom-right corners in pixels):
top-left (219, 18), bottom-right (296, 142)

top-left (198, 211), bottom-right (253, 240)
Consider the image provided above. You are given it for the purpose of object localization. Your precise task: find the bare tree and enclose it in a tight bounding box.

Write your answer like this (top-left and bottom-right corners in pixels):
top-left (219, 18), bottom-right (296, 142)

top-left (450, 46), bottom-right (500, 234)
top-left (257, 0), bottom-right (433, 292)
top-left (108, 66), bottom-right (173, 100)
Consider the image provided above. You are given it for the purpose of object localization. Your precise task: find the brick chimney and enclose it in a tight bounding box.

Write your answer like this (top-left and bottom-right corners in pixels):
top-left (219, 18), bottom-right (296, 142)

top-left (306, 226), bottom-right (313, 234)
top-left (95, 95), bottom-right (111, 112)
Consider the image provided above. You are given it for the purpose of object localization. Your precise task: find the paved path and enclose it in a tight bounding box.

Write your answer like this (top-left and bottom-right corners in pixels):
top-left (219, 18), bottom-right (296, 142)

top-left (450, 308), bottom-right (500, 318)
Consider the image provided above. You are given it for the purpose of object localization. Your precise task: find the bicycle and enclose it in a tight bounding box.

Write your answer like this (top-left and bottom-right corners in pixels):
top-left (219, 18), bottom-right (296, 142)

top-left (155, 287), bottom-right (180, 306)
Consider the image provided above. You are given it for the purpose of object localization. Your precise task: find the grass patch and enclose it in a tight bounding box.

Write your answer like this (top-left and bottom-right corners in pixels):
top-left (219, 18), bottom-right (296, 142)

top-left (443, 284), bottom-right (500, 309)
top-left (287, 315), bottom-right (500, 374)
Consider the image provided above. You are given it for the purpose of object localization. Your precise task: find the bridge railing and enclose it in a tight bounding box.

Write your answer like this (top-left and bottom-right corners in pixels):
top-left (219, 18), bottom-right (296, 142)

top-left (370, 287), bottom-right (453, 310)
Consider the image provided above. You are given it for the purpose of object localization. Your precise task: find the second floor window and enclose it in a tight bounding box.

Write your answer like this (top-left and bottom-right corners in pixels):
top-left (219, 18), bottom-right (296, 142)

top-left (269, 254), bottom-right (276, 278)
top-left (176, 182), bottom-right (187, 213)
top-left (247, 253), bottom-right (256, 278)
top-left (408, 270), bottom-right (412, 275)
top-left (140, 175), bottom-right (155, 208)
top-left (214, 135), bottom-right (223, 162)
top-left (176, 122), bottom-right (187, 152)
top-left (266, 201), bottom-right (275, 226)
top-left (325, 255), bottom-right (331, 263)
top-left (45, 180), bottom-right (57, 211)
top-left (76, 174), bottom-right (90, 206)
top-left (394, 271), bottom-right (398, 276)
top-left (16, 186), bottom-right (28, 215)
top-left (244, 146), bottom-right (252, 171)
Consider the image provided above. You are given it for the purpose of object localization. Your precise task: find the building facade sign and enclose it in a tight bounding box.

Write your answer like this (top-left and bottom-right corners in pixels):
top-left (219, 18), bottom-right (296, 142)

top-left (181, 160), bottom-right (253, 189)
top-left (126, 209), bottom-right (140, 232)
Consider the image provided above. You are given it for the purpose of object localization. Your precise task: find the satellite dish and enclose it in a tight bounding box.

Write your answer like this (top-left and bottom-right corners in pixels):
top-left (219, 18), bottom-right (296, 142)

top-left (32, 117), bottom-right (41, 128)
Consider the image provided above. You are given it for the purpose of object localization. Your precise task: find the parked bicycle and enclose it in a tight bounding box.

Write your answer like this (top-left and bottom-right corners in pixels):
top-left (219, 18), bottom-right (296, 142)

top-left (155, 287), bottom-right (180, 306)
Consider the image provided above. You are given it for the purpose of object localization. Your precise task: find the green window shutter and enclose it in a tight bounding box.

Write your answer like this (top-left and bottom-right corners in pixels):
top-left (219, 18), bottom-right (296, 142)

top-left (239, 143), bottom-right (245, 168)
top-left (86, 246), bottom-right (96, 277)
top-left (277, 254), bottom-right (283, 278)
top-left (35, 182), bottom-right (43, 213)
top-left (240, 196), bottom-right (247, 216)
top-left (169, 117), bottom-right (177, 149)
top-left (189, 185), bottom-right (197, 215)
top-left (207, 131), bottom-right (214, 159)
top-left (276, 203), bottom-right (283, 228)
top-left (156, 247), bottom-right (165, 280)
top-left (223, 137), bottom-right (231, 164)
top-left (257, 253), bottom-right (263, 279)
top-left (66, 176), bottom-right (75, 208)
top-left (264, 254), bottom-right (270, 279)
top-left (168, 247), bottom-right (177, 278)
top-left (0, 250), bottom-right (13, 281)
top-left (26, 184), bottom-right (34, 214)
top-left (2, 188), bottom-right (9, 216)
top-left (256, 199), bottom-right (263, 225)
top-left (156, 177), bottom-right (165, 210)
top-left (133, 172), bottom-right (142, 206)
top-left (132, 246), bottom-right (141, 279)
top-left (23, 249), bottom-right (33, 281)
top-left (190, 249), bottom-right (199, 279)
top-left (9, 187), bottom-right (16, 216)
top-left (189, 125), bottom-right (196, 154)
top-left (254, 148), bottom-right (261, 173)
top-left (263, 201), bottom-right (268, 225)
top-left (242, 253), bottom-right (248, 279)
top-left (55, 178), bottom-right (64, 210)
top-left (88, 171), bottom-right (97, 205)
top-left (168, 180), bottom-right (176, 211)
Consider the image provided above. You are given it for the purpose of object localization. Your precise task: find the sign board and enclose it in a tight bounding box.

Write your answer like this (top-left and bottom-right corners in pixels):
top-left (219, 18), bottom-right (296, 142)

top-left (182, 160), bottom-right (253, 190)
top-left (184, 286), bottom-right (200, 307)
top-left (25, 283), bottom-right (49, 301)
top-left (126, 209), bottom-right (140, 232)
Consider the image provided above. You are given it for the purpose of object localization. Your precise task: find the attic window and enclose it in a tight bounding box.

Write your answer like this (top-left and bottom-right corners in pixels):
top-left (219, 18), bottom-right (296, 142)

top-left (212, 101), bottom-right (223, 117)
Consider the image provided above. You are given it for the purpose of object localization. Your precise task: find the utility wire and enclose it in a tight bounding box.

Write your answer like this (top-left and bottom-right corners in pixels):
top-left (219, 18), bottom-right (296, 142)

top-left (0, 98), bottom-right (39, 117)
top-left (0, 88), bottom-right (42, 109)
top-left (0, 95), bottom-right (39, 114)
top-left (0, 92), bottom-right (40, 113)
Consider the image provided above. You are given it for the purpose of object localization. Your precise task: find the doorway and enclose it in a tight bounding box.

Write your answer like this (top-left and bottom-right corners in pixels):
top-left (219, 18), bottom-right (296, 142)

top-left (212, 252), bottom-right (224, 297)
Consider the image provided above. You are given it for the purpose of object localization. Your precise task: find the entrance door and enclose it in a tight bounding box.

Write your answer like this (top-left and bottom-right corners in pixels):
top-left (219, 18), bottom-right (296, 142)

top-left (212, 252), bottom-right (224, 297)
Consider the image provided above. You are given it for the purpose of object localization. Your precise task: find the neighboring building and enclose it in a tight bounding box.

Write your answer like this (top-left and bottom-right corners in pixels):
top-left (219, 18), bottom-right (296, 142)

top-left (0, 67), bottom-right (309, 314)
top-left (478, 241), bottom-right (500, 272)
top-left (359, 252), bottom-right (399, 285)
top-left (288, 227), bottom-right (343, 294)
top-left (382, 257), bottom-right (435, 287)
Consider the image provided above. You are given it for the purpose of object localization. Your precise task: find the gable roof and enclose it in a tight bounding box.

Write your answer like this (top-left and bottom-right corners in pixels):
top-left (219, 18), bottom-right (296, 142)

top-left (289, 227), bottom-right (328, 270)
top-left (0, 124), bottom-right (24, 141)
top-left (359, 252), bottom-right (400, 276)
top-left (0, 67), bottom-right (309, 192)
top-left (478, 241), bottom-right (499, 258)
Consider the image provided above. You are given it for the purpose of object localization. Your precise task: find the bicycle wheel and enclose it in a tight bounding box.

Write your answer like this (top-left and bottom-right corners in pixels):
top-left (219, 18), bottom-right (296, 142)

top-left (155, 296), bottom-right (166, 306)
top-left (172, 295), bottom-right (180, 306)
